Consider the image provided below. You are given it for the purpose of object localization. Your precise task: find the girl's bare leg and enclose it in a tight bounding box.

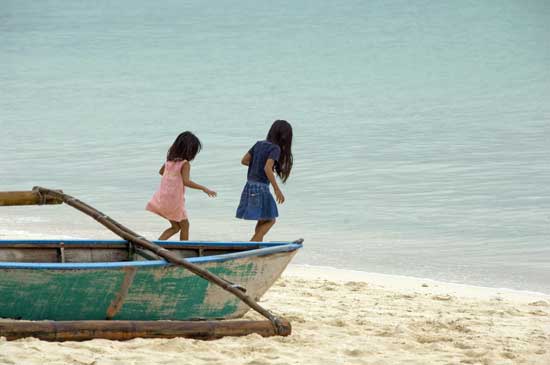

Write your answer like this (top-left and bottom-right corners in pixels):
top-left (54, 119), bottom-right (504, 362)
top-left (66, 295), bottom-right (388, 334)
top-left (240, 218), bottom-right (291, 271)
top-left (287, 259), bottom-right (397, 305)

top-left (159, 220), bottom-right (180, 240)
top-left (179, 219), bottom-right (190, 241)
top-left (251, 219), bottom-right (276, 242)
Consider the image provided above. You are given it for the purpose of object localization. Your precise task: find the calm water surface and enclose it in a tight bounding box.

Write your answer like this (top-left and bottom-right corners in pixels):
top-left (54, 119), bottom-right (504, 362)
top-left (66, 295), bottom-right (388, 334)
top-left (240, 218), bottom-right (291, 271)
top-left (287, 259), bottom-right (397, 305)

top-left (1, 1), bottom-right (549, 292)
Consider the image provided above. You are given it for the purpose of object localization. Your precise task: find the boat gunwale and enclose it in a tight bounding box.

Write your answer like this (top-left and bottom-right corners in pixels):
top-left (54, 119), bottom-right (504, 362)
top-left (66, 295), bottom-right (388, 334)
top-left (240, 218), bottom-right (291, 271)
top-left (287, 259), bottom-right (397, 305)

top-left (0, 240), bottom-right (302, 270)
top-left (0, 239), bottom-right (289, 248)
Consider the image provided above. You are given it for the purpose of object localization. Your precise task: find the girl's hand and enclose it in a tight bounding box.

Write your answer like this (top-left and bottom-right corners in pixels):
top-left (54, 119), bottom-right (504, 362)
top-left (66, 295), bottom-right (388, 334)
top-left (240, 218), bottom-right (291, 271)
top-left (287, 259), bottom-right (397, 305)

top-left (274, 188), bottom-right (285, 204)
top-left (203, 188), bottom-right (217, 198)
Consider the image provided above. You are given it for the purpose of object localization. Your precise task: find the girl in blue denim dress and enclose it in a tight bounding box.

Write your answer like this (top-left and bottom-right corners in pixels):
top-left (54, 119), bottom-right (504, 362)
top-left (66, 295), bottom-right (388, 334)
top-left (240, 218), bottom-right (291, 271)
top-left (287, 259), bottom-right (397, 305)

top-left (236, 120), bottom-right (294, 241)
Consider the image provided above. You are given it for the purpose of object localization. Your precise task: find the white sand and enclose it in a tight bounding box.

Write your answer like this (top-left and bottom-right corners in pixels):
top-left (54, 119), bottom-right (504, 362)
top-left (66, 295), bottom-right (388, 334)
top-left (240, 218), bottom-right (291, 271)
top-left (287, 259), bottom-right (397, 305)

top-left (1, 265), bottom-right (549, 365)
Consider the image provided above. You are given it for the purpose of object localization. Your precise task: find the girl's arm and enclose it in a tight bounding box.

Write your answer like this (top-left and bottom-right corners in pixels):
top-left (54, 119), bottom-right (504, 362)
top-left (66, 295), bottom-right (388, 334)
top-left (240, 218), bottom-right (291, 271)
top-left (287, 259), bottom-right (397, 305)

top-left (181, 163), bottom-right (217, 197)
top-left (241, 152), bottom-right (251, 166)
top-left (159, 164), bottom-right (165, 175)
top-left (264, 159), bottom-right (285, 204)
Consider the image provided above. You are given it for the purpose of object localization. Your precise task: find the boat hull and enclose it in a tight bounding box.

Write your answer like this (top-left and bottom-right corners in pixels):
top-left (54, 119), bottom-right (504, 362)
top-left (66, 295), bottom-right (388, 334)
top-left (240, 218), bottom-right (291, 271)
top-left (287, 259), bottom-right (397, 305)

top-left (0, 242), bottom-right (300, 321)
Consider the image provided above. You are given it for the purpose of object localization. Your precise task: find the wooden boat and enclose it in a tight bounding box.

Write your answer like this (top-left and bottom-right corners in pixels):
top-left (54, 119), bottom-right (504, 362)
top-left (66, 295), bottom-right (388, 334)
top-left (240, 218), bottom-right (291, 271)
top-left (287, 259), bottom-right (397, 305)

top-left (0, 187), bottom-right (302, 340)
top-left (0, 239), bottom-right (301, 321)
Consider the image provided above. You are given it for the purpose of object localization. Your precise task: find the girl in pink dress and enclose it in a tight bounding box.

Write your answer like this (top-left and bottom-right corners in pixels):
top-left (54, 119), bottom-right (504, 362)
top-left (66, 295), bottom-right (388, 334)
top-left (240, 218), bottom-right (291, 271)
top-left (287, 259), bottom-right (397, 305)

top-left (146, 131), bottom-right (216, 240)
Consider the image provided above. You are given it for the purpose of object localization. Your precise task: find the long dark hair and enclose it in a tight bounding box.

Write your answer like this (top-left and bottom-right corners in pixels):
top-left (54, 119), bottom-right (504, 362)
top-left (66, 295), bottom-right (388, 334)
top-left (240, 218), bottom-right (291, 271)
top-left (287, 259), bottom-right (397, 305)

top-left (167, 131), bottom-right (202, 161)
top-left (266, 120), bottom-right (293, 183)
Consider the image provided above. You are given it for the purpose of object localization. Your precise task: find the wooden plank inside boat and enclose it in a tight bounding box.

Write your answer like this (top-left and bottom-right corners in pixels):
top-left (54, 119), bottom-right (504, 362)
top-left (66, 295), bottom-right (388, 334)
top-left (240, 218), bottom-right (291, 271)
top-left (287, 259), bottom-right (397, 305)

top-left (0, 241), bottom-right (257, 263)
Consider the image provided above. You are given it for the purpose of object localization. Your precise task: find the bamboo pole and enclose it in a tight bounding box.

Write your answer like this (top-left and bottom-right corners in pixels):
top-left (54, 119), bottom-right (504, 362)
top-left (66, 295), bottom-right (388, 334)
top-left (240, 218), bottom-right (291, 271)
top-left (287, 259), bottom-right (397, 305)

top-left (32, 186), bottom-right (288, 335)
top-left (0, 319), bottom-right (291, 341)
top-left (0, 190), bottom-right (63, 206)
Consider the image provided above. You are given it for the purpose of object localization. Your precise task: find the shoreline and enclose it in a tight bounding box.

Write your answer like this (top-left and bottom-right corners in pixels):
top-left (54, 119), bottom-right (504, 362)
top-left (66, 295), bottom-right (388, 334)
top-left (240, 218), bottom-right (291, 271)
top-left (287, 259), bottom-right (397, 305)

top-left (286, 264), bottom-right (550, 300)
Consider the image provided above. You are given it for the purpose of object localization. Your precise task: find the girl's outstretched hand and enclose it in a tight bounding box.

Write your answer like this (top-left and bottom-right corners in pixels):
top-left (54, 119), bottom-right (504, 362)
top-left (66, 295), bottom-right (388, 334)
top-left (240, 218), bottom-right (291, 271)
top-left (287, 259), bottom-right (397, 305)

top-left (203, 188), bottom-right (217, 198)
top-left (274, 188), bottom-right (285, 204)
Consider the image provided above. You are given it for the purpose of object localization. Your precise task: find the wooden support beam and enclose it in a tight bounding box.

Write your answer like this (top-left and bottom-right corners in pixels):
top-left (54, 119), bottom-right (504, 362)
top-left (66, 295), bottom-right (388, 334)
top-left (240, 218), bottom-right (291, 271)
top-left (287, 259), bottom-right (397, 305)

top-left (0, 319), bottom-right (292, 341)
top-left (58, 242), bottom-right (66, 263)
top-left (0, 190), bottom-right (63, 206)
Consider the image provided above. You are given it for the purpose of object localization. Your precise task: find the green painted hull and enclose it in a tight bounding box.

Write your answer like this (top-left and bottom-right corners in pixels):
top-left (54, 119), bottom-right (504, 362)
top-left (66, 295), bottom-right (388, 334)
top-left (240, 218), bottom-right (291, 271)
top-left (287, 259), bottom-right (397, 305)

top-left (0, 242), bottom-right (300, 321)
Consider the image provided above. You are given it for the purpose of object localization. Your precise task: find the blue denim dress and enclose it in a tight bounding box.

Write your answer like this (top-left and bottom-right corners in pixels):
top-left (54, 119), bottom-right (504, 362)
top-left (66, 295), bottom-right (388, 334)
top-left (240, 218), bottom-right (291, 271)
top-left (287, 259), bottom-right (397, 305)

top-left (236, 181), bottom-right (279, 220)
top-left (236, 141), bottom-right (280, 221)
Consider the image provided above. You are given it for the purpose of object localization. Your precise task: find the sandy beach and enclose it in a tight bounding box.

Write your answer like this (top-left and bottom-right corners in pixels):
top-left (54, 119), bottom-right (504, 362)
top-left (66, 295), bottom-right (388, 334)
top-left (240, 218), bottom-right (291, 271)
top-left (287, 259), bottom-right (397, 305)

top-left (3, 1), bottom-right (550, 364)
top-left (1, 265), bottom-right (548, 365)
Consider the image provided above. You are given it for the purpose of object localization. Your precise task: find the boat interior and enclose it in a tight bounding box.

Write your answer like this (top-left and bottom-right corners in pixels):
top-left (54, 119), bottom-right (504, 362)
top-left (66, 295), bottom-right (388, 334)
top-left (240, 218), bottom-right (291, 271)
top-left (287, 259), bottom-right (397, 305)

top-left (0, 240), bottom-right (271, 263)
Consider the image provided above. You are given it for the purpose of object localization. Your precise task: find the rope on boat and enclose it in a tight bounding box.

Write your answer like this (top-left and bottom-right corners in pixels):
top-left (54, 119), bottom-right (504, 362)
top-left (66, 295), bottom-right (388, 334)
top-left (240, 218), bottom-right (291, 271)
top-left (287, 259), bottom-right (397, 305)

top-left (32, 186), bottom-right (288, 335)
top-left (34, 189), bottom-right (46, 205)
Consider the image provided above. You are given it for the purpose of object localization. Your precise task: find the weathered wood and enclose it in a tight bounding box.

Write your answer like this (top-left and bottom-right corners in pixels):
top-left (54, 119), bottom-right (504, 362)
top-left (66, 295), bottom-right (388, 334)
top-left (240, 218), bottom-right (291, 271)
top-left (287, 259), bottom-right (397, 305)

top-left (0, 190), bottom-right (63, 206)
top-left (65, 248), bottom-right (129, 263)
top-left (0, 319), bottom-right (291, 341)
top-left (0, 243), bottom-right (129, 249)
top-left (0, 247), bottom-right (129, 263)
top-left (0, 248), bottom-right (59, 262)
top-left (33, 186), bottom-right (288, 335)
top-left (161, 244), bottom-right (259, 250)
top-left (0, 242), bottom-right (253, 251)
top-left (0, 245), bottom-right (250, 263)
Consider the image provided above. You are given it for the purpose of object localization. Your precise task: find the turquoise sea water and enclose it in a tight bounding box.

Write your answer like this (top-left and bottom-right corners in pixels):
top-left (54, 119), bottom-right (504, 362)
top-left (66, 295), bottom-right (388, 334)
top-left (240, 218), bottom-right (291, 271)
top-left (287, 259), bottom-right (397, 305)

top-left (1, 1), bottom-right (549, 292)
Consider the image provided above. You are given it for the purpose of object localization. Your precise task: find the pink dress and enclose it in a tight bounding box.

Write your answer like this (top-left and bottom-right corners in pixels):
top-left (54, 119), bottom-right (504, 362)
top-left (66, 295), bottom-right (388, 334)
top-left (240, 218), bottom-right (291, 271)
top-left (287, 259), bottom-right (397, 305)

top-left (146, 160), bottom-right (188, 221)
